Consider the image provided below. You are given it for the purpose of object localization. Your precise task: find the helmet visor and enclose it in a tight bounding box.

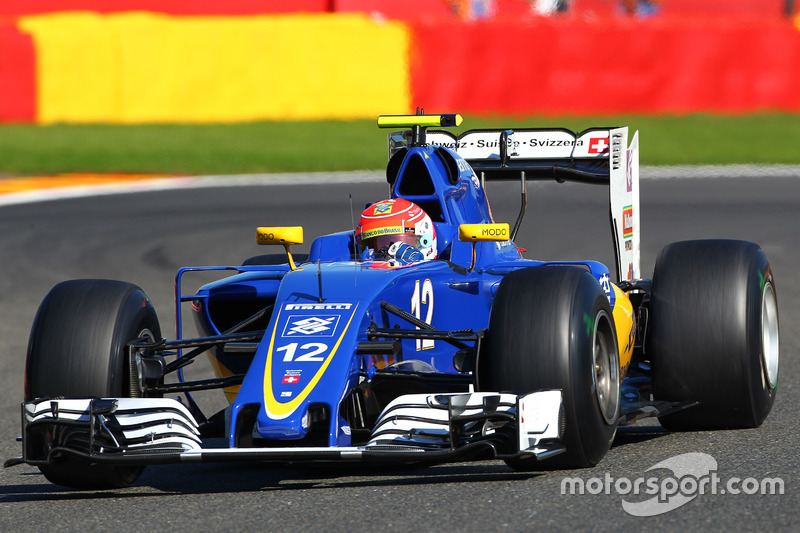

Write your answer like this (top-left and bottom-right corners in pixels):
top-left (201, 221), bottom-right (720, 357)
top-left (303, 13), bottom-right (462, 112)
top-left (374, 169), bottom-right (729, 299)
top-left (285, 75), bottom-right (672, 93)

top-left (360, 232), bottom-right (418, 256)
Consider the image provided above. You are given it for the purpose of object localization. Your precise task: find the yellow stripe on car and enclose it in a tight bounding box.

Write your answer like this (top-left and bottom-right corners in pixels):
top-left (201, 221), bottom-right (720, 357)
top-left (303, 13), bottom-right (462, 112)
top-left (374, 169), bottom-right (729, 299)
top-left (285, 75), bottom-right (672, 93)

top-left (612, 284), bottom-right (635, 378)
top-left (263, 304), bottom-right (359, 419)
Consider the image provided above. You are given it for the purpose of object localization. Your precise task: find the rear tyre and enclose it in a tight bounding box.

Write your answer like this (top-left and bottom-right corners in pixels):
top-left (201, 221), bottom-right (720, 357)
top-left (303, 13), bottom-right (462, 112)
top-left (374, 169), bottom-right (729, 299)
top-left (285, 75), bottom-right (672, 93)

top-left (650, 240), bottom-right (779, 430)
top-left (25, 279), bottom-right (161, 489)
top-left (480, 267), bottom-right (620, 470)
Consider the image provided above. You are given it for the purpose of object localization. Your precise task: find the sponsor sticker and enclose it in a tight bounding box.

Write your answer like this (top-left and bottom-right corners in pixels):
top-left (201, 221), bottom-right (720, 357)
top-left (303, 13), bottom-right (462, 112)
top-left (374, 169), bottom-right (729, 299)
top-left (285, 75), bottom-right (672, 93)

top-left (599, 273), bottom-right (615, 308)
top-left (359, 226), bottom-right (404, 240)
top-left (622, 206), bottom-right (634, 238)
top-left (282, 315), bottom-right (340, 337)
top-left (480, 226), bottom-right (507, 238)
top-left (374, 201), bottom-right (393, 215)
top-left (281, 369), bottom-right (302, 385)
top-left (284, 303), bottom-right (353, 311)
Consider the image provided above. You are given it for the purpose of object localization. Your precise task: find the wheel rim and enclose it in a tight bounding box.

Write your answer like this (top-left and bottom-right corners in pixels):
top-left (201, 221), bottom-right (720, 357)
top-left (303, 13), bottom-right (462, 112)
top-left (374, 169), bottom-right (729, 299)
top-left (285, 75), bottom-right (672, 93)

top-left (761, 282), bottom-right (780, 390)
top-left (137, 327), bottom-right (156, 343)
top-left (592, 311), bottom-right (620, 424)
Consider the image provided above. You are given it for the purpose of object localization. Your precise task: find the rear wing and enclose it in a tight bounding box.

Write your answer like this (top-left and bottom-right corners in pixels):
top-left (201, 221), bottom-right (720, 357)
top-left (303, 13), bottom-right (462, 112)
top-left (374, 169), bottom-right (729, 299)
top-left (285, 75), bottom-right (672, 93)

top-left (390, 126), bottom-right (640, 281)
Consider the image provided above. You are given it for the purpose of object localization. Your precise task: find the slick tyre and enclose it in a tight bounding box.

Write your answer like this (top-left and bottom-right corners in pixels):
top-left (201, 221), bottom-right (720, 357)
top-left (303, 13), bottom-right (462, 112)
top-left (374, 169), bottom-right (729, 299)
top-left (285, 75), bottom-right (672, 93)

top-left (650, 240), bottom-right (779, 430)
top-left (480, 267), bottom-right (620, 470)
top-left (25, 280), bottom-right (161, 489)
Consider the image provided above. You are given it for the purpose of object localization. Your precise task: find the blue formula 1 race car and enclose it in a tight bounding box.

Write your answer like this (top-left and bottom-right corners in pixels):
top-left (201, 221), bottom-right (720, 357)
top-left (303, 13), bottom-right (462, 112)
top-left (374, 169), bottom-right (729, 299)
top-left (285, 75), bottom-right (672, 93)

top-left (7, 114), bottom-right (780, 488)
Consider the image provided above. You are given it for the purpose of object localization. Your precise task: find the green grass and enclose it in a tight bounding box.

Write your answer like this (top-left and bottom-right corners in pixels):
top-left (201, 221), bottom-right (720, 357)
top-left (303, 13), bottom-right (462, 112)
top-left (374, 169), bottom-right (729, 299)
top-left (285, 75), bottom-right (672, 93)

top-left (1, 113), bottom-right (799, 175)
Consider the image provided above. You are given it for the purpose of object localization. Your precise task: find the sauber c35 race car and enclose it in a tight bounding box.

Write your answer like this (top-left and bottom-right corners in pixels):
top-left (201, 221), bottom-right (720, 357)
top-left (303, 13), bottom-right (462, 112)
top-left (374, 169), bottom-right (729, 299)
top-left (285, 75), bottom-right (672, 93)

top-left (7, 114), bottom-right (780, 488)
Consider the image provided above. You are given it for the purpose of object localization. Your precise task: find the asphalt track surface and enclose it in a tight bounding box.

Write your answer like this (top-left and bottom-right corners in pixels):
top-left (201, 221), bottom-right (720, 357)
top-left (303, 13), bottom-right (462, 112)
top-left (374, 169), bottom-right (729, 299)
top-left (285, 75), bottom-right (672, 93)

top-left (0, 171), bottom-right (798, 531)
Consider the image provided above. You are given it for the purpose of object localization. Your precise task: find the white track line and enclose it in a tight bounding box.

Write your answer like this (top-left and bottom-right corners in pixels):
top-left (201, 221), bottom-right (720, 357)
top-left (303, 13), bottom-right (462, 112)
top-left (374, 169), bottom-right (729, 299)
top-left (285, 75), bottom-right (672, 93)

top-left (0, 171), bottom-right (383, 207)
top-left (0, 166), bottom-right (797, 207)
top-left (643, 164), bottom-right (800, 179)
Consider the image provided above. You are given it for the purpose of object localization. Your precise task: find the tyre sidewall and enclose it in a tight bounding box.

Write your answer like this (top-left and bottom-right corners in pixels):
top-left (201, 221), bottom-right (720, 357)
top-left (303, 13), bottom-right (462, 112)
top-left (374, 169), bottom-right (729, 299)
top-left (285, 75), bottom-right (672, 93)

top-left (26, 280), bottom-right (160, 400)
top-left (651, 240), bottom-right (777, 429)
top-left (482, 267), bottom-right (619, 468)
top-left (745, 249), bottom-right (777, 425)
top-left (25, 279), bottom-right (160, 489)
top-left (567, 281), bottom-right (619, 466)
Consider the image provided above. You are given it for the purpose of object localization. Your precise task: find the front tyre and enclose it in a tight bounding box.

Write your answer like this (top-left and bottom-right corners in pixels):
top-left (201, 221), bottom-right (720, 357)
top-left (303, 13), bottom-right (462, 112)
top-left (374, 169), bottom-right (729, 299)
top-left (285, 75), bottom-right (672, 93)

top-left (650, 240), bottom-right (779, 430)
top-left (480, 267), bottom-right (620, 469)
top-left (25, 279), bottom-right (161, 489)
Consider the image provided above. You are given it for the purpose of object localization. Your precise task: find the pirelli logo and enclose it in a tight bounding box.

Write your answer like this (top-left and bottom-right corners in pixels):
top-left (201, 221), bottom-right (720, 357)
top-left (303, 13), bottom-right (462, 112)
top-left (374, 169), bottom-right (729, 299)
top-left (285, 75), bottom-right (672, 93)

top-left (284, 303), bottom-right (353, 311)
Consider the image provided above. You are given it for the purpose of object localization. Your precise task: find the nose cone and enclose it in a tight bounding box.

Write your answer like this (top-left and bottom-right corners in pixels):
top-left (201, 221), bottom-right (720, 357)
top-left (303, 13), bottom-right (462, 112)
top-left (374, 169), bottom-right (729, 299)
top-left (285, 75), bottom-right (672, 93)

top-left (231, 296), bottom-right (363, 444)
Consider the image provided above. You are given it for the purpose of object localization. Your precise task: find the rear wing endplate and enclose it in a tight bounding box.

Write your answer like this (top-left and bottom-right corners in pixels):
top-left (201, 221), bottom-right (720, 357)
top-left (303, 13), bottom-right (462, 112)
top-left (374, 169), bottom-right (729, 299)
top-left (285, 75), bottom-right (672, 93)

top-left (400, 127), bottom-right (640, 281)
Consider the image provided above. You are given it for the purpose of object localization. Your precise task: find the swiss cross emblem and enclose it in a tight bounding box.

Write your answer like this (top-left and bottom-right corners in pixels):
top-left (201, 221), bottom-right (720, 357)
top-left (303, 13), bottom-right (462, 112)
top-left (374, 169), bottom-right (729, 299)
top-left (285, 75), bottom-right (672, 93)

top-left (282, 375), bottom-right (300, 384)
top-left (589, 137), bottom-right (609, 155)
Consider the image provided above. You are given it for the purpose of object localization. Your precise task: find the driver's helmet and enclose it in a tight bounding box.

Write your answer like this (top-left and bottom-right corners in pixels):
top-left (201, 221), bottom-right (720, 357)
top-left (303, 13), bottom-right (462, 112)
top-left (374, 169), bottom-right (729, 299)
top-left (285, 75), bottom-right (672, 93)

top-left (356, 199), bottom-right (437, 260)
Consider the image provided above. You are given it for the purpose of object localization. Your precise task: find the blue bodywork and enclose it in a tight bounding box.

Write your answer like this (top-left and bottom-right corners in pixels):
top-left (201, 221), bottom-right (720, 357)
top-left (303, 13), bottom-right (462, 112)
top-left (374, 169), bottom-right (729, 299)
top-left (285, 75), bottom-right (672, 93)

top-left (184, 142), bottom-right (614, 448)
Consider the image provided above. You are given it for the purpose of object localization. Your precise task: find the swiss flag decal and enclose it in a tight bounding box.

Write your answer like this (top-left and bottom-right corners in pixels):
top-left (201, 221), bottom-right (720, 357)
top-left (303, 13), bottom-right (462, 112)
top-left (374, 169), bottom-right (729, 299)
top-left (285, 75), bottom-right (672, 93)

top-left (588, 137), bottom-right (609, 155)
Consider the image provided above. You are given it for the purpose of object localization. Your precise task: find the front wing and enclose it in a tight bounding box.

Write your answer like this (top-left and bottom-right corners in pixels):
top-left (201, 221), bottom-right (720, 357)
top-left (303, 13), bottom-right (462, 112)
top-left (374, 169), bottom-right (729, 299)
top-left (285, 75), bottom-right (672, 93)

top-left (8, 391), bottom-right (564, 468)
